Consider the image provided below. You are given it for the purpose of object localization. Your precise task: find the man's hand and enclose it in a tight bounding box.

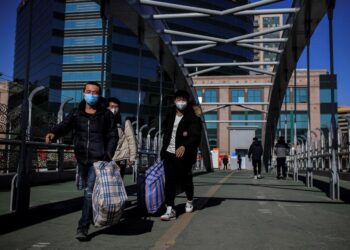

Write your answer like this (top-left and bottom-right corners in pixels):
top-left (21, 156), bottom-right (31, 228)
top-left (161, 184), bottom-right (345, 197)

top-left (175, 146), bottom-right (185, 158)
top-left (45, 133), bottom-right (55, 144)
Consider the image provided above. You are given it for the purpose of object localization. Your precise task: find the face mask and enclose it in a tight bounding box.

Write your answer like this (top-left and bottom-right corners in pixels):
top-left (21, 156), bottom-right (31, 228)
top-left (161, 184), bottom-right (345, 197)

top-left (109, 107), bottom-right (119, 115)
top-left (175, 101), bottom-right (187, 110)
top-left (84, 94), bottom-right (99, 106)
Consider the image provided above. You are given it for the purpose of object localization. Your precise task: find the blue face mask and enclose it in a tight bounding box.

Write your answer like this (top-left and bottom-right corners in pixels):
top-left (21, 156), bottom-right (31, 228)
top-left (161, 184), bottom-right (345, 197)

top-left (84, 94), bottom-right (99, 106)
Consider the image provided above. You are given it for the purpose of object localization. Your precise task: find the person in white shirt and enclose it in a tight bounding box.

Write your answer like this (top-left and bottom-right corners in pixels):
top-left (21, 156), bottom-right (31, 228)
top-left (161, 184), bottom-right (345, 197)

top-left (160, 90), bottom-right (202, 221)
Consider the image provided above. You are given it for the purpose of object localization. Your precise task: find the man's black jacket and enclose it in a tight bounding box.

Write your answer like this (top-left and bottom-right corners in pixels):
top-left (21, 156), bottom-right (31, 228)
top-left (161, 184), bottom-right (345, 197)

top-left (248, 140), bottom-right (264, 161)
top-left (51, 99), bottom-right (118, 165)
top-left (161, 105), bottom-right (202, 165)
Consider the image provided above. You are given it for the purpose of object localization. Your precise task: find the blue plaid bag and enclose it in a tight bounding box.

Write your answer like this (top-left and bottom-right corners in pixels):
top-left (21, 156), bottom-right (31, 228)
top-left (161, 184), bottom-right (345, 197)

top-left (92, 161), bottom-right (128, 227)
top-left (145, 160), bottom-right (165, 214)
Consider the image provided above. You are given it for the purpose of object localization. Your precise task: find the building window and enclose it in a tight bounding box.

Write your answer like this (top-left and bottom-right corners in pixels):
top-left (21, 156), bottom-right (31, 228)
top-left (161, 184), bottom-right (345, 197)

top-left (63, 54), bottom-right (103, 64)
top-left (64, 36), bottom-right (103, 47)
top-left (296, 88), bottom-right (308, 103)
top-left (65, 2), bottom-right (100, 13)
top-left (204, 112), bottom-right (218, 129)
top-left (65, 19), bottom-right (102, 30)
top-left (62, 71), bottom-right (103, 82)
top-left (296, 112), bottom-right (308, 129)
top-left (247, 112), bottom-right (262, 128)
top-left (231, 112), bottom-right (245, 127)
top-left (284, 88), bottom-right (290, 103)
top-left (320, 114), bottom-right (333, 128)
top-left (204, 111), bottom-right (217, 149)
top-left (263, 16), bottom-right (280, 28)
top-left (204, 89), bottom-right (217, 103)
top-left (320, 89), bottom-right (334, 103)
top-left (247, 89), bottom-right (262, 102)
top-left (231, 89), bottom-right (245, 102)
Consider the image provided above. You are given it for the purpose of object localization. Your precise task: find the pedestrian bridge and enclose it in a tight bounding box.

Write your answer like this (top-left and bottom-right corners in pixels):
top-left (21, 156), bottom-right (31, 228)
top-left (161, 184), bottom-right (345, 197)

top-left (1, 170), bottom-right (350, 249)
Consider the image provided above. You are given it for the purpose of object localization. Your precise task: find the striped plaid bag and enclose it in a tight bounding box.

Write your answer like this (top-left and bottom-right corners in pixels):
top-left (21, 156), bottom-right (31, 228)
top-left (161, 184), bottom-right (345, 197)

top-left (92, 161), bottom-right (128, 228)
top-left (145, 160), bottom-right (165, 214)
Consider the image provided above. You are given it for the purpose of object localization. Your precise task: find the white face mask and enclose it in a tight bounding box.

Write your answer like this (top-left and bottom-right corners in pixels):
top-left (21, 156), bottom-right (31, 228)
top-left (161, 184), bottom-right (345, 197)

top-left (175, 101), bottom-right (187, 110)
top-left (109, 107), bottom-right (119, 115)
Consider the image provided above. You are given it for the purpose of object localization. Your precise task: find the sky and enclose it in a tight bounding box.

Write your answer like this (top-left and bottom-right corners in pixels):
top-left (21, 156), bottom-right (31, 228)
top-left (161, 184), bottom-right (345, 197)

top-left (0, 0), bottom-right (349, 105)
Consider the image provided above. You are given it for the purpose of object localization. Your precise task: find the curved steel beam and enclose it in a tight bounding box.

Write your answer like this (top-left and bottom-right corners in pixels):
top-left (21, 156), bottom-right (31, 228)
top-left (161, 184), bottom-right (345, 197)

top-left (263, 0), bottom-right (331, 167)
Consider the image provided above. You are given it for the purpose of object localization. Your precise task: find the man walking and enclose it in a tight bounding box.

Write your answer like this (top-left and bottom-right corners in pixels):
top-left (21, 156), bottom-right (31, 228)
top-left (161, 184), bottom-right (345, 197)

top-left (248, 137), bottom-right (264, 179)
top-left (274, 136), bottom-right (290, 179)
top-left (45, 82), bottom-right (118, 241)
top-left (160, 90), bottom-right (202, 221)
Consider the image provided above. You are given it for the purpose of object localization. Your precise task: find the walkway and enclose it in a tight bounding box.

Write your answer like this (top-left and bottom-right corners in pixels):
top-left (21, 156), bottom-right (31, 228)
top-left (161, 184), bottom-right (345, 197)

top-left (1, 171), bottom-right (350, 250)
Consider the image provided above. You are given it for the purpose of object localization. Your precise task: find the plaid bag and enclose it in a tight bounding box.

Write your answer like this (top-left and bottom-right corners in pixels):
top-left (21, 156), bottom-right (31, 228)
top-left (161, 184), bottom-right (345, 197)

top-left (92, 161), bottom-right (128, 228)
top-left (145, 160), bottom-right (165, 214)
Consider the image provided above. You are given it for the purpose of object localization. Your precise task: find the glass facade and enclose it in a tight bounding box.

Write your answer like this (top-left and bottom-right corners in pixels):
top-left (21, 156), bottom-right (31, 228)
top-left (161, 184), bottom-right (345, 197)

top-left (320, 89), bottom-right (337, 103)
top-left (320, 114), bottom-right (332, 128)
top-left (204, 89), bottom-right (218, 103)
top-left (231, 89), bottom-right (245, 102)
top-left (204, 112), bottom-right (218, 149)
top-left (295, 88), bottom-right (308, 103)
top-left (247, 89), bottom-right (262, 102)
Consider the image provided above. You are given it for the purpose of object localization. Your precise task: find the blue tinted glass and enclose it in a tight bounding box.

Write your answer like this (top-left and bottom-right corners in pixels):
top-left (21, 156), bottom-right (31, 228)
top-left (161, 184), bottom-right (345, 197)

top-left (61, 89), bottom-right (83, 103)
top-left (64, 36), bottom-right (103, 47)
top-left (66, 2), bottom-right (100, 13)
top-left (204, 89), bottom-right (217, 102)
top-left (65, 19), bottom-right (102, 30)
top-left (62, 71), bottom-right (103, 81)
top-left (247, 113), bottom-right (262, 128)
top-left (204, 112), bottom-right (217, 129)
top-left (320, 114), bottom-right (332, 128)
top-left (63, 54), bottom-right (103, 64)
top-left (196, 89), bottom-right (202, 97)
top-left (111, 88), bottom-right (146, 104)
top-left (296, 113), bottom-right (308, 129)
top-left (296, 88), bottom-right (308, 103)
top-left (231, 89), bottom-right (244, 102)
top-left (284, 89), bottom-right (290, 103)
top-left (247, 89), bottom-right (262, 102)
top-left (231, 112), bottom-right (245, 126)
top-left (320, 89), bottom-right (332, 103)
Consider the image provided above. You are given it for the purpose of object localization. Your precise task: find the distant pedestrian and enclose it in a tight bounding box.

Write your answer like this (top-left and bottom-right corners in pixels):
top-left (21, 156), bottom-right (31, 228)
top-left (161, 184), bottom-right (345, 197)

top-left (248, 137), bottom-right (264, 179)
top-left (222, 155), bottom-right (229, 170)
top-left (237, 154), bottom-right (242, 170)
top-left (45, 82), bottom-right (118, 241)
top-left (274, 136), bottom-right (290, 180)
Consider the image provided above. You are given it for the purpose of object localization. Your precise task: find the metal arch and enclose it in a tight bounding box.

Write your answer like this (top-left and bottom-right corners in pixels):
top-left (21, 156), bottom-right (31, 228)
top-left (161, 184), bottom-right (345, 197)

top-left (263, 0), bottom-right (332, 166)
top-left (93, 0), bottom-right (213, 171)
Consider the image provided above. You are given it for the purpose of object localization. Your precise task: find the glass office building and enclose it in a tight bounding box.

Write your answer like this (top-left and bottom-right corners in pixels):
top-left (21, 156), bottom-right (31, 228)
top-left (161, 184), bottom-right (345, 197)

top-left (12, 0), bottom-right (254, 138)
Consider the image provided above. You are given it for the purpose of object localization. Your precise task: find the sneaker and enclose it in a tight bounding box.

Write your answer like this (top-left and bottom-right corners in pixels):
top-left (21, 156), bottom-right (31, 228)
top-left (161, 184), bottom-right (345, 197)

top-left (160, 206), bottom-right (176, 221)
top-left (76, 227), bottom-right (89, 241)
top-left (257, 175), bottom-right (263, 179)
top-left (185, 200), bottom-right (194, 213)
top-left (254, 176), bottom-right (258, 180)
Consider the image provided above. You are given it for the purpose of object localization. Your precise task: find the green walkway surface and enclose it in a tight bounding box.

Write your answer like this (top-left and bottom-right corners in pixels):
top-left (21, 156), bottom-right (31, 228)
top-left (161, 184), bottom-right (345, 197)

top-left (0, 174), bottom-right (134, 215)
top-left (1, 170), bottom-right (350, 250)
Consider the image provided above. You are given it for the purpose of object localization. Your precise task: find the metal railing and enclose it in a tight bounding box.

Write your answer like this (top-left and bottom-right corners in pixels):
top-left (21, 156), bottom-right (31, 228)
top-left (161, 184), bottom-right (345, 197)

top-left (286, 127), bottom-right (350, 200)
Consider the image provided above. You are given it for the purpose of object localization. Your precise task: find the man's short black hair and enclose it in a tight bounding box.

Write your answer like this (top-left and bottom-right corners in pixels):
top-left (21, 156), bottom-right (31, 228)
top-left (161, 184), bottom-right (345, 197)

top-left (253, 137), bottom-right (258, 141)
top-left (108, 97), bottom-right (121, 106)
top-left (174, 89), bottom-right (190, 100)
top-left (83, 81), bottom-right (101, 94)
